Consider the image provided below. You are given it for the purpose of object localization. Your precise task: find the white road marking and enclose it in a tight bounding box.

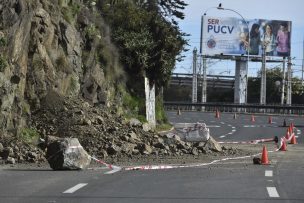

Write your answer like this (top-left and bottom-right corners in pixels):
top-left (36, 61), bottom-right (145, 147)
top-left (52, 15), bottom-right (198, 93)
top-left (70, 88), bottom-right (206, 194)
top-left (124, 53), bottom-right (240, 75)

top-left (232, 129), bottom-right (236, 132)
top-left (232, 126), bottom-right (235, 129)
top-left (227, 124), bottom-right (232, 127)
top-left (220, 122), bottom-right (225, 124)
top-left (219, 135), bottom-right (226, 138)
top-left (265, 170), bottom-right (273, 177)
top-left (267, 187), bottom-right (280, 197)
top-left (63, 183), bottom-right (88, 194)
top-left (105, 166), bottom-right (122, 174)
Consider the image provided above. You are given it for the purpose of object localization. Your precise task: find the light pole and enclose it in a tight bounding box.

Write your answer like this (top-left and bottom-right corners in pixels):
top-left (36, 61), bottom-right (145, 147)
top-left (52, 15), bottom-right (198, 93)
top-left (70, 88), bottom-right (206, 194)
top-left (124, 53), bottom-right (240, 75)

top-left (217, 4), bottom-right (250, 104)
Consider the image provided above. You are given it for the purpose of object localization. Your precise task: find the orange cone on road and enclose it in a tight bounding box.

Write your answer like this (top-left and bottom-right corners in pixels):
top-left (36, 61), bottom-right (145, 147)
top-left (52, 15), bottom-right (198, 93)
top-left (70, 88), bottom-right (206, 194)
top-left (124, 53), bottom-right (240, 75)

top-left (268, 116), bottom-right (272, 124)
top-left (215, 110), bottom-right (220, 118)
top-left (289, 125), bottom-right (293, 134)
top-left (261, 145), bottom-right (270, 165)
top-left (280, 138), bottom-right (287, 151)
top-left (251, 115), bottom-right (255, 122)
top-left (285, 128), bottom-right (290, 140)
top-left (290, 134), bottom-right (297, 144)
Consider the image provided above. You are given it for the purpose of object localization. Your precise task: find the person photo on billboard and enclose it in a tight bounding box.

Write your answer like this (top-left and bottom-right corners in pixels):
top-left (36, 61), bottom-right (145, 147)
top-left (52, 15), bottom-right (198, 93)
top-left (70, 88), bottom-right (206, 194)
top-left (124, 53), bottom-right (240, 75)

top-left (249, 23), bottom-right (261, 55)
top-left (276, 22), bottom-right (290, 57)
top-left (261, 24), bottom-right (276, 56)
top-left (239, 27), bottom-right (249, 54)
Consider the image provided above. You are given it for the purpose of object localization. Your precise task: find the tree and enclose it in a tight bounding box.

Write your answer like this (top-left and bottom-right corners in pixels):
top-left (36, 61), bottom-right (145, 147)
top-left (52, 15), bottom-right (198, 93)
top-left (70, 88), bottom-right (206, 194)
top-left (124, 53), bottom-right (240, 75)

top-left (248, 67), bottom-right (304, 104)
top-left (98, 0), bottom-right (188, 94)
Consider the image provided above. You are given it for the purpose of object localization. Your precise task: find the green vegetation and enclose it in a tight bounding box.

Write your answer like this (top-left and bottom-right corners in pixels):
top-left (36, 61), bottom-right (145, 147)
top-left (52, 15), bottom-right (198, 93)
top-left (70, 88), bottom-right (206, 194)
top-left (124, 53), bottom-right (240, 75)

top-left (248, 67), bottom-right (304, 104)
top-left (155, 96), bottom-right (167, 124)
top-left (99, 0), bottom-right (188, 93)
top-left (0, 56), bottom-right (7, 72)
top-left (85, 24), bottom-right (98, 39)
top-left (156, 123), bottom-right (173, 132)
top-left (92, 0), bottom-right (188, 124)
top-left (0, 36), bottom-right (7, 47)
top-left (20, 128), bottom-right (40, 145)
top-left (61, 1), bottom-right (81, 24)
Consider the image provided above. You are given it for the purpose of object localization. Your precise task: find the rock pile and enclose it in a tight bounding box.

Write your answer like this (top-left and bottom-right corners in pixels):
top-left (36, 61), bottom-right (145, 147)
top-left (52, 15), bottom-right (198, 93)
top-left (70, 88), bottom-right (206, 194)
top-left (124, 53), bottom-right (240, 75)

top-left (0, 139), bottom-right (46, 164)
top-left (1, 94), bottom-right (244, 166)
top-left (30, 95), bottom-right (233, 164)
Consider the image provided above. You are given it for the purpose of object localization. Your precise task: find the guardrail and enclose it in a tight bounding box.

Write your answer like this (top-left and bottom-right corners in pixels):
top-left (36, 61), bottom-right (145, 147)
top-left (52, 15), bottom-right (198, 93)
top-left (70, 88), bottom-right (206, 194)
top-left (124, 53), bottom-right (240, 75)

top-left (164, 101), bottom-right (304, 115)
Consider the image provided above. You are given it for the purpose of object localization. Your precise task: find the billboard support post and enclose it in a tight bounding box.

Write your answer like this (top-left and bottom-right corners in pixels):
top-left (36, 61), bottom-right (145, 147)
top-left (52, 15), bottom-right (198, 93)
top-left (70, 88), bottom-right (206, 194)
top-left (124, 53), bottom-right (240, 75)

top-left (192, 48), bottom-right (198, 108)
top-left (202, 56), bottom-right (207, 109)
top-left (260, 45), bottom-right (267, 105)
top-left (281, 57), bottom-right (286, 105)
top-left (217, 4), bottom-right (250, 104)
top-left (234, 58), bottom-right (247, 104)
top-left (286, 57), bottom-right (292, 105)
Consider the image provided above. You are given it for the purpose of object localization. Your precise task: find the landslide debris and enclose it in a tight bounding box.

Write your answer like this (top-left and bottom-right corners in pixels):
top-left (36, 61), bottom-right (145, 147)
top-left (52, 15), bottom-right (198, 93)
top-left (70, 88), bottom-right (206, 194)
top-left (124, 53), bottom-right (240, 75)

top-left (0, 93), bottom-right (251, 166)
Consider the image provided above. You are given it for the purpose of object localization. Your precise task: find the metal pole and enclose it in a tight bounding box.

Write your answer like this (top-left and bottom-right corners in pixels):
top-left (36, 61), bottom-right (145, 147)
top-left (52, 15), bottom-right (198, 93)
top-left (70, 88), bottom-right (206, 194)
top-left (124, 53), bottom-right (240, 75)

top-left (286, 57), bottom-right (292, 105)
top-left (202, 56), bottom-right (207, 103)
top-left (281, 57), bottom-right (286, 105)
top-left (302, 37), bottom-right (304, 85)
top-left (192, 48), bottom-right (198, 106)
top-left (260, 44), bottom-right (266, 105)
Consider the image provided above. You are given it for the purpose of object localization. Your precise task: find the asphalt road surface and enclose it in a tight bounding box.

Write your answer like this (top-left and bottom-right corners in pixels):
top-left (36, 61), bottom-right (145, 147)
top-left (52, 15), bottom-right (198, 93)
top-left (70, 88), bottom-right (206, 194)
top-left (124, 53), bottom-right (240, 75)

top-left (0, 111), bottom-right (303, 203)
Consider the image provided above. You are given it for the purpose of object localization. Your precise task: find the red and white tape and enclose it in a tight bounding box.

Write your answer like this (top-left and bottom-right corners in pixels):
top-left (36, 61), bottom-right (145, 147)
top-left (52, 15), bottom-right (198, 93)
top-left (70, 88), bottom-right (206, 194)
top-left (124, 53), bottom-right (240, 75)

top-left (124, 153), bottom-right (264, 171)
top-left (218, 138), bottom-right (274, 145)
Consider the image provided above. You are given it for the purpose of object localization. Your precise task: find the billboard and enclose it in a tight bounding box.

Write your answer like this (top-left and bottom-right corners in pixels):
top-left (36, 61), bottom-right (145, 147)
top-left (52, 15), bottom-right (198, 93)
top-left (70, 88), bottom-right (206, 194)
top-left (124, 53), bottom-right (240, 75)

top-left (201, 16), bottom-right (292, 57)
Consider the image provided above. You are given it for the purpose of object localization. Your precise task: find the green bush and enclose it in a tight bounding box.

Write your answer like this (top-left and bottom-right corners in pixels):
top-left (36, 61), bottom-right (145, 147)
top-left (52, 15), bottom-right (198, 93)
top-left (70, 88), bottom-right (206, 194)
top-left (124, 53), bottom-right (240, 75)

top-left (0, 56), bottom-right (7, 72)
top-left (20, 128), bottom-right (40, 145)
top-left (155, 96), bottom-right (168, 124)
top-left (0, 37), bottom-right (7, 47)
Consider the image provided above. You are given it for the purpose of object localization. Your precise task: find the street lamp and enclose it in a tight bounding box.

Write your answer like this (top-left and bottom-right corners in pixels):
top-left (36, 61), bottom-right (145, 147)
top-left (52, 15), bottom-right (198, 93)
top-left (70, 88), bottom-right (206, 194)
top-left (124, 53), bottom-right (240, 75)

top-left (217, 3), bottom-right (250, 104)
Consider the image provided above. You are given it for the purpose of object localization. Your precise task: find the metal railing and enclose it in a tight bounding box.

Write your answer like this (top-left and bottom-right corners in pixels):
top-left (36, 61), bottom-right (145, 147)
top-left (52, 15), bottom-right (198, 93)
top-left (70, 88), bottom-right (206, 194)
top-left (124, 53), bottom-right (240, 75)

top-left (164, 101), bottom-right (304, 115)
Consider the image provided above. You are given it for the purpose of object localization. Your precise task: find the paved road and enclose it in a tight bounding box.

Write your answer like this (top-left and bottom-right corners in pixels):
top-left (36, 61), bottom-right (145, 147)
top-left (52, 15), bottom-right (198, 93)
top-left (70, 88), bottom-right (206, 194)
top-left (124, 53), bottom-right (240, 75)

top-left (166, 111), bottom-right (304, 144)
top-left (0, 111), bottom-right (303, 203)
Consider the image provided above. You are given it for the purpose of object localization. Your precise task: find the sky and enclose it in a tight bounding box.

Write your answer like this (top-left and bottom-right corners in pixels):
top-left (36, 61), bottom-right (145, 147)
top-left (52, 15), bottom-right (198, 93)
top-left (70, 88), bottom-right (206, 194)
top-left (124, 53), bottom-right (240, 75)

top-left (175, 0), bottom-right (304, 78)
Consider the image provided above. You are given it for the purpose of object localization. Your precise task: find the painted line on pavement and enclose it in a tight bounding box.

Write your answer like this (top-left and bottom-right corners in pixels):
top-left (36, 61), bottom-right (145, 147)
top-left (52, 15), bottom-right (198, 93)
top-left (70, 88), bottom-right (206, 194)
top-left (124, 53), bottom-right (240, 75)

top-left (63, 183), bottom-right (88, 194)
top-left (219, 135), bottom-right (226, 138)
top-left (267, 187), bottom-right (280, 198)
top-left (265, 170), bottom-right (273, 177)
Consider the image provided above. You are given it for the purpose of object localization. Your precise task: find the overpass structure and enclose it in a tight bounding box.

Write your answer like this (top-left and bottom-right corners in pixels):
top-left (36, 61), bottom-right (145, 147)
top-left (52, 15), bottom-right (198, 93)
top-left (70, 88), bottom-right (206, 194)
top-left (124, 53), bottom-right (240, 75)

top-left (170, 73), bottom-right (234, 89)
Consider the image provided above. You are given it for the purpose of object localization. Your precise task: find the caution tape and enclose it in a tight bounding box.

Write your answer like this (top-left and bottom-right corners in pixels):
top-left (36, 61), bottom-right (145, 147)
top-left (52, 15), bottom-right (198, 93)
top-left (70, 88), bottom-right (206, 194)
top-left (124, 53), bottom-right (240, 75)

top-left (218, 137), bottom-right (275, 145)
top-left (124, 153), bottom-right (263, 171)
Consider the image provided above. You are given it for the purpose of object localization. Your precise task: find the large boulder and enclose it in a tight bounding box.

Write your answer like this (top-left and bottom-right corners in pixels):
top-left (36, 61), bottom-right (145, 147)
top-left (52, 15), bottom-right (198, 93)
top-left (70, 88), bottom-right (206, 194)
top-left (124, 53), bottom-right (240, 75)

top-left (204, 136), bottom-right (222, 152)
top-left (46, 138), bottom-right (91, 170)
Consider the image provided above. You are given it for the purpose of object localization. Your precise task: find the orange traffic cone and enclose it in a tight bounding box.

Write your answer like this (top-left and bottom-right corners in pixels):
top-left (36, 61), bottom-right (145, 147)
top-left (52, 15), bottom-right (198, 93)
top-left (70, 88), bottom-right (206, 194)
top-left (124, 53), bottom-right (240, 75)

top-left (289, 125), bottom-right (293, 134)
top-left (285, 128), bottom-right (290, 140)
top-left (268, 116), bottom-right (272, 124)
top-left (290, 135), bottom-right (297, 144)
top-left (215, 110), bottom-right (220, 118)
top-left (280, 138), bottom-right (287, 151)
top-left (261, 145), bottom-right (270, 165)
top-left (251, 115), bottom-right (255, 122)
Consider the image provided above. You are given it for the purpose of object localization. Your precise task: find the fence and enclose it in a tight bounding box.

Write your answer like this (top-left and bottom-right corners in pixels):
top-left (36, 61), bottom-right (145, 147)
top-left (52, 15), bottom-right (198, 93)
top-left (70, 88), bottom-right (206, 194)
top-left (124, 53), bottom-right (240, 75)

top-left (164, 102), bottom-right (304, 115)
